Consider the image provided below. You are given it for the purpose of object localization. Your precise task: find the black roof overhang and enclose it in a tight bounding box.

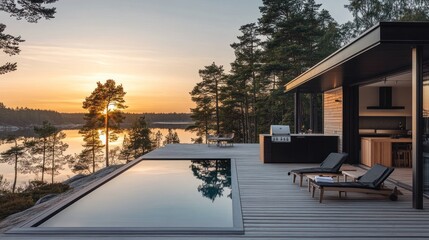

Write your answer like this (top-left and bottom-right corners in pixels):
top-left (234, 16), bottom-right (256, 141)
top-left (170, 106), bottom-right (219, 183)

top-left (285, 22), bottom-right (429, 93)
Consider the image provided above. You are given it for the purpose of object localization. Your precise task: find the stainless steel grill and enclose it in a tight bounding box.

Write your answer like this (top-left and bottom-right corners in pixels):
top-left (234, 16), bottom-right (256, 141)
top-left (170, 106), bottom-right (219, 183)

top-left (270, 125), bottom-right (291, 143)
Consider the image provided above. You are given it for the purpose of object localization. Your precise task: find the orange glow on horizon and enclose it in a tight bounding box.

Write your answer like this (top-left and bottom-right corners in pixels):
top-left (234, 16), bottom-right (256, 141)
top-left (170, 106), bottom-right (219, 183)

top-left (0, 44), bottom-right (197, 114)
top-left (0, 68), bottom-right (195, 113)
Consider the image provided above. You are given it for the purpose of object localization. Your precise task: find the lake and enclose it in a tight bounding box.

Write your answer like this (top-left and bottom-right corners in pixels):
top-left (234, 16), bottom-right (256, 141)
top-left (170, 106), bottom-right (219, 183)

top-left (0, 128), bottom-right (196, 189)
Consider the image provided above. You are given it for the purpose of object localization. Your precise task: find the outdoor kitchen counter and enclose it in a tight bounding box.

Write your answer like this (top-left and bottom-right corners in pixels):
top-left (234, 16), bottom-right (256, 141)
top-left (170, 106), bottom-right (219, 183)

top-left (361, 137), bottom-right (412, 167)
top-left (259, 134), bottom-right (339, 163)
top-left (290, 133), bottom-right (340, 136)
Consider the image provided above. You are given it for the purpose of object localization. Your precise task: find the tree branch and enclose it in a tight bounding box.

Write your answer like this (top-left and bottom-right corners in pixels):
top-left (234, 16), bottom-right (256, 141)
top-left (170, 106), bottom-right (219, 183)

top-left (0, 62), bottom-right (17, 75)
top-left (0, 0), bottom-right (58, 23)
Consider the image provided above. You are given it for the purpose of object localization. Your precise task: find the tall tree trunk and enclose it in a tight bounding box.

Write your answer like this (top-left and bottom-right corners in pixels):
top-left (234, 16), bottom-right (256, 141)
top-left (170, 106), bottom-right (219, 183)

top-left (215, 77), bottom-right (220, 134)
top-left (92, 133), bottom-right (96, 173)
top-left (10, 138), bottom-right (18, 193)
top-left (105, 110), bottom-right (109, 167)
top-left (241, 102), bottom-right (246, 143)
top-left (13, 153), bottom-right (18, 193)
top-left (205, 118), bottom-right (209, 144)
top-left (245, 95), bottom-right (250, 143)
top-left (252, 72), bottom-right (258, 143)
top-left (250, 40), bottom-right (258, 143)
top-left (41, 140), bottom-right (46, 182)
top-left (51, 134), bottom-right (55, 184)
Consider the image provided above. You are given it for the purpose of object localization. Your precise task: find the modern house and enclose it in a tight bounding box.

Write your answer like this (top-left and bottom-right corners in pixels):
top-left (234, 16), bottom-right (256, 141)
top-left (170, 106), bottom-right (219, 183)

top-left (285, 22), bottom-right (429, 209)
top-left (4, 22), bottom-right (429, 240)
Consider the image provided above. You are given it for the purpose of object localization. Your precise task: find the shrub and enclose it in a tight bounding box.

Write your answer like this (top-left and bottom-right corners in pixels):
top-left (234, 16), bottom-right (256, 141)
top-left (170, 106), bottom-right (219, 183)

top-left (0, 181), bottom-right (70, 220)
top-left (0, 193), bottom-right (33, 220)
top-left (24, 181), bottom-right (70, 202)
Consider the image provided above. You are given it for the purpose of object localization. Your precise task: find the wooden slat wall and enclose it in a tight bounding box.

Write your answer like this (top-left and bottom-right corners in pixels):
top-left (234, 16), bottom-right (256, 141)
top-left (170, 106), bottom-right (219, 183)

top-left (324, 87), bottom-right (343, 152)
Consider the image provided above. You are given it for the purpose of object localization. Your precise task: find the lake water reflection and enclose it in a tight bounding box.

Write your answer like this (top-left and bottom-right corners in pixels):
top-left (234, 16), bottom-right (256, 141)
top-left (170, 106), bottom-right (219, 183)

top-left (0, 128), bottom-right (196, 187)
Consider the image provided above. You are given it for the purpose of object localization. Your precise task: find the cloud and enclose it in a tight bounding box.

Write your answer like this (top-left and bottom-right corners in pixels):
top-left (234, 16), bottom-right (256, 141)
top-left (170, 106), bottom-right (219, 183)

top-left (19, 44), bottom-right (161, 65)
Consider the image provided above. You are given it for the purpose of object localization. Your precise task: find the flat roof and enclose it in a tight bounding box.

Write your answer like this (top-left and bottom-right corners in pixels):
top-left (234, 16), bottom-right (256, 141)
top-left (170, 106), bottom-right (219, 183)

top-left (285, 22), bottom-right (429, 93)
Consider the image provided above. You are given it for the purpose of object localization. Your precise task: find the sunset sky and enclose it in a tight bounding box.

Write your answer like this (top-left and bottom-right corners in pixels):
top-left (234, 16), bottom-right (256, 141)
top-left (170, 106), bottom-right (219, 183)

top-left (0, 0), bottom-right (351, 113)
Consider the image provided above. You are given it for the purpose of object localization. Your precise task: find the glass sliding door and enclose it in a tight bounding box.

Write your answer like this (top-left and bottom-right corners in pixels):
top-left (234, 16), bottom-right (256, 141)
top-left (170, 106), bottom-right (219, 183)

top-left (423, 74), bottom-right (429, 195)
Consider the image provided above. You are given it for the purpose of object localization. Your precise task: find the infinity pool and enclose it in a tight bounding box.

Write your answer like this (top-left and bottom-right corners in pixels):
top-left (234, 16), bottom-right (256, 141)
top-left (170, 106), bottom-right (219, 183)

top-left (12, 159), bottom-right (243, 235)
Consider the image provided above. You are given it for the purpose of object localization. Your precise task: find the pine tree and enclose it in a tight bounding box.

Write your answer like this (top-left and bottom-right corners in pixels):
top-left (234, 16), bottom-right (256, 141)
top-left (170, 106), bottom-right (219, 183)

top-left (0, 136), bottom-right (31, 193)
top-left (154, 130), bottom-right (163, 148)
top-left (108, 147), bottom-right (121, 165)
top-left (187, 93), bottom-right (214, 143)
top-left (46, 131), bottom-right (69, 184)
top-left (172, 132), bottom-right (180, 144)
top-left (82, 79), bottom-right (127, 167)
top-left (0, 175), bottom-right (10, 193)
top-left (73, 129), bottom-right (104, 174)
top-left (32, 121), bottom-right (57, 182)
top-left (200, 63), bottom-right (225, 134)
top-left (164, 129), bottom-right (180, 145)
top-left (228, 23), bottom-right (266, 143)
top-left (188, 63), bottom-right (226, 142)
top-left (120, 134), bottom-right (133, 163)
top-left (258, 0), bottom-right (341, 132)
top-left (122, 116), bottom-right (154, 159)
top-left (343, 0), bottom-right (429, 42)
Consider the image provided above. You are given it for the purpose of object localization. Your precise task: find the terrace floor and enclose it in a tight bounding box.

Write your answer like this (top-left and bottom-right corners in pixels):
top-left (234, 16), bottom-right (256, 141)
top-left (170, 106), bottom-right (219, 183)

top-left (2, 143), bottom-right (429, 239)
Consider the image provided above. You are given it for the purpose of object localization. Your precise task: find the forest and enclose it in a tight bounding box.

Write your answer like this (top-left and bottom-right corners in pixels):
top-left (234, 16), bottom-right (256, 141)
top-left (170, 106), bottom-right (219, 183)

top-left (188, 0), bottom-right (429, 144)
top-left (0, 102), bottom-right (191, 128)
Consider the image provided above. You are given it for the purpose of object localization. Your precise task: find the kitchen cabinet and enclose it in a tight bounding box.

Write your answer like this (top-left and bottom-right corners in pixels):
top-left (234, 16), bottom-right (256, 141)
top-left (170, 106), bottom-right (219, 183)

top-left (360, 137), bottom-right (412, 167)
top-left (260, 134), bottom-right (339, 163)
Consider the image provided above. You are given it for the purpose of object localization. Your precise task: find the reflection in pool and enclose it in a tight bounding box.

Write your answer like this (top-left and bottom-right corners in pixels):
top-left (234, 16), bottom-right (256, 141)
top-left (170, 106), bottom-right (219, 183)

top-left (190, 160), bottom-right (231, 202)
top-left (38, 160), bottom-right (234, 228)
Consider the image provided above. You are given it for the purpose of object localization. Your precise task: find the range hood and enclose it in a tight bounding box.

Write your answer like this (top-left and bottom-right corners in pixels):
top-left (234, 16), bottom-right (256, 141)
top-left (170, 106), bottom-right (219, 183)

top-left (367, 87), bottom-right (405, 109)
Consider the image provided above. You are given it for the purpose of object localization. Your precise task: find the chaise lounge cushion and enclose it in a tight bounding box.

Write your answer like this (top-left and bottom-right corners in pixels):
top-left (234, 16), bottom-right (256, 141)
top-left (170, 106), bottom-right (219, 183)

top-left (315, 164), bottom-right (394, 189)
top-left (289, 167), bottom-right (341, 174)
top-left (288, 152), bottom-right (348, 175)
top-left (356, 164), bottom-right (393, 188)
top-left (314, 181), bottom-right (380, 189)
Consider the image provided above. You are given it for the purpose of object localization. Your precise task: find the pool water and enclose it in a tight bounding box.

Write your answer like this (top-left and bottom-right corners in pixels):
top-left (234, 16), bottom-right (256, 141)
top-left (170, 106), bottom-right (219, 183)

top-left (39, 160), bottom-right (234, 228)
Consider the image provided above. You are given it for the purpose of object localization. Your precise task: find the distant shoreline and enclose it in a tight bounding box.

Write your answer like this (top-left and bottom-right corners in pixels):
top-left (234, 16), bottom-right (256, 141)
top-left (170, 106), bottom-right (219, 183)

top-left (0, 122), bottom-right (194, 137)
top-left (151, 122), bottom-right (194, 125)
top-left (0, 109), bottom-right (193, 130)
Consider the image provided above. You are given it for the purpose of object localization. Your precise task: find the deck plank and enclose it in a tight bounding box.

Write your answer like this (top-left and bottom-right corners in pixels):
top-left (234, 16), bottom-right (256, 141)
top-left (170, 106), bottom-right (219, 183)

top-left (1, 143), bottom-right (429, 239)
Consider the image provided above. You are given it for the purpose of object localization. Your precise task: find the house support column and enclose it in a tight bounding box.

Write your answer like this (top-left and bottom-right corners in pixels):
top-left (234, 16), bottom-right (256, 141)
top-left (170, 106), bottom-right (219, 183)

top-left (412, 46), bottom-right (424, 209)
top-left (342, 85), bottom-right (359, 163)
top-left (294, 91), bottom-right (301, 133)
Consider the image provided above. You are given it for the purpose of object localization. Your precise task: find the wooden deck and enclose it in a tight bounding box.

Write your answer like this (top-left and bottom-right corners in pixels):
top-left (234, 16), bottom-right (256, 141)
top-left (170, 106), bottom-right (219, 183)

top-left (2, 143), bottom-right (429, 239)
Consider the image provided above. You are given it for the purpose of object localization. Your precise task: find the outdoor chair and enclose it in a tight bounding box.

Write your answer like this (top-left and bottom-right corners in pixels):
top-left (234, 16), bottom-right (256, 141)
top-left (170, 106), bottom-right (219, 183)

top-left (288, 152), bottom-right (348, 186)
top-left (207, 133), bottom-right (235, 147)
top-left (207, 134), bottom-right (220, 147)
top-left (217, 133), bottom-right (234, 147)
top-left (310, 164), bottom-right (398, 203)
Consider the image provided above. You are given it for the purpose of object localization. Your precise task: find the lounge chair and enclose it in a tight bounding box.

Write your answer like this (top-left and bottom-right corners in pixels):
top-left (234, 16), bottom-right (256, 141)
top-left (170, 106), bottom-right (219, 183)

top-left (310, 164), bottom-right (398, 203)
top-left (288, 152), bottom-right (348, 187)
